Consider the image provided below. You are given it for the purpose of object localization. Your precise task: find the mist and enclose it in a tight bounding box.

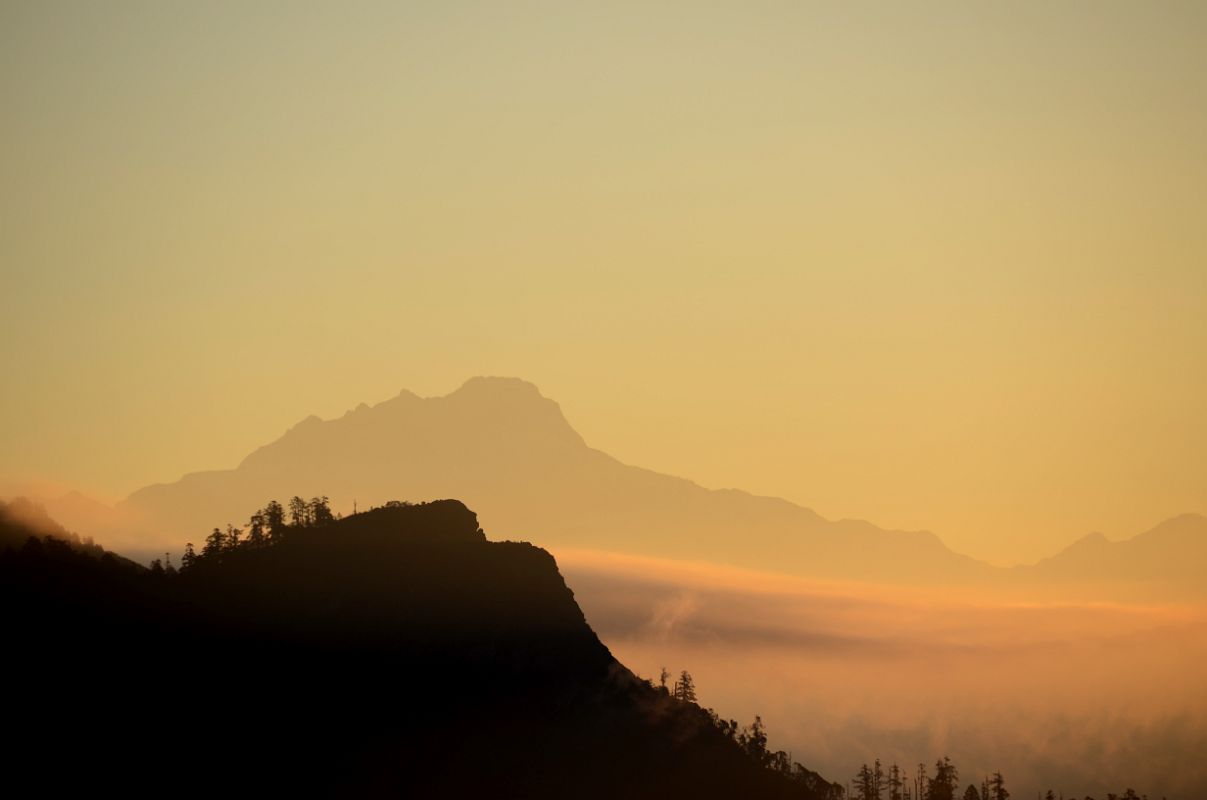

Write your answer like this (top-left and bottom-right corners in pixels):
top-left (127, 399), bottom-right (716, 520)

top-left (558, 549), bottom-right (1207, 798)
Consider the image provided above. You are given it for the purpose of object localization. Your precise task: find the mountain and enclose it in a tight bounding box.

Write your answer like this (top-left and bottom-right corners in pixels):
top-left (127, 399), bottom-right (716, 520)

top-left (2, 499), bottom-right (841, 798)
top-left (117, 377), bottom-right (989, 585)
top-left (0, 496), bottom-right (132, 565)
top-left (1, 496), bottom-right (76, 550)
top-left (39, 489), bottom-right (125, 541)
top-left (1010, 513), bottom-right (1207, 599)
top-left (48, 377), bottom-right (1204, 598)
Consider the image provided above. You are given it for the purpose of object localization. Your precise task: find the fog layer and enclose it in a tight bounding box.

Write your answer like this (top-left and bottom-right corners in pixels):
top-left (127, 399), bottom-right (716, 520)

top-left (558, 549), bottom-right (1207, 798)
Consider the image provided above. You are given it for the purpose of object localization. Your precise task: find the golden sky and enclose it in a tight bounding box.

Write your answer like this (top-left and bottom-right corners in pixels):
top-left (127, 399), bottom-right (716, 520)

top-left (2, 1), bottom-right (1205, 565)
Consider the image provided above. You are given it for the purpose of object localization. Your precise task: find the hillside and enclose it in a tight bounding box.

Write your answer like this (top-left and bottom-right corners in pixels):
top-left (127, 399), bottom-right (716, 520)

top-left (2, 499), bottom-right (841, 798)
top-left (0, 496), bottom-right (125, 561)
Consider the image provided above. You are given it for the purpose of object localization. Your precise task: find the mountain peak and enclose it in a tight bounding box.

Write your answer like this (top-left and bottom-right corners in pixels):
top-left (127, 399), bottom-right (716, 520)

top-left (1135, 512), bottom-right (1207, 544)
top-left (1068, 531), bottom-right (1109, 549)
top-left (223, 377), bottom-right (586, 483)
top-left (448, 375), bottom-right (546, 399)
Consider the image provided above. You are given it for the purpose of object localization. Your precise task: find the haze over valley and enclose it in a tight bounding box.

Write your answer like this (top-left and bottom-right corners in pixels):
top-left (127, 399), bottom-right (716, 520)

top-left (5, 378), bottom-right (1205, 797)
top-left (4, 2), bottom-right (1205, 796)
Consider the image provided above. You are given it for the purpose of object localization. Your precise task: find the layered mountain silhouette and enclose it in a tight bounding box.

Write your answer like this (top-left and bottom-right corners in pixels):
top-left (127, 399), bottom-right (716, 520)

top-left (37, 377), bottom-right (1207, 598)
top-left (1, 496), bottom-right (78, 550)
top-left (3, 499), bottom-right (841, 798)
top-left (104, 378), bottom-right (985, 582)
top-left (0, 496), bottom-right (138, 566)
top-left (1008, 512), bottom-right (1207, 599)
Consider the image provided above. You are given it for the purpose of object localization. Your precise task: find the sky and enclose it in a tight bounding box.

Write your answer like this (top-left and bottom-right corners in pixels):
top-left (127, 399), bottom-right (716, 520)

top-left (2, 1), bottom-right (1206, 565)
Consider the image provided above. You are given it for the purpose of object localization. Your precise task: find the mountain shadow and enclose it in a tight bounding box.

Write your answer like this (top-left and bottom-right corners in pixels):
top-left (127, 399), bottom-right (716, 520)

top-left (2, 499), bottom-right (841, 799)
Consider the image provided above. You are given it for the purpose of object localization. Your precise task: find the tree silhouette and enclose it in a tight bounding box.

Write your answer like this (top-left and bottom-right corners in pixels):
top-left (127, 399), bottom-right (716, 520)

top-left (854, 764), bottom-right (876, 800)
top-left (888, 763), bottom-right (903, 800)
top-left (181, 542), bottom-right (197, 571)
top-left (310, 496), bottom-right (335, 526)
top-left (202, 527), bottom-right (225, 560)
top-left (929, 757), bottom-right (958, 800)
top-left (963, 785), bottom-right (981, 800)
top-left (247, 511), bottom-right (266, 547)
top-left (673, 670), bottom-right (697, 703)
top-left (264, 500), bottom-right (286, 540)
top-left (289, 496), bottom-right (308, 527)
top-left (739, 716), bottom-right (769, 768)
top-left (988, 771), bottom-right (1009, 800)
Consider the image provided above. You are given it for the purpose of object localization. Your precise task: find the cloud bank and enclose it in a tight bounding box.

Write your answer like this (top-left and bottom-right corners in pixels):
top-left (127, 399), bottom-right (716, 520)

top-left (557, 549), bottom-right (1207, 798)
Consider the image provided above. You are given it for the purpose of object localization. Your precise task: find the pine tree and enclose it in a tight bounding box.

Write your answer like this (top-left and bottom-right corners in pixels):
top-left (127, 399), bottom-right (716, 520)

top-left (264, 500), bottom-right (286, 540)
top-left (889, 763), bottom-right (904, 800)
top-left (740, 716), bottom-right (769, 767)
top-left (202, 527), bottom-right (225, 560)
top-left (989, 771), bottom-right (1009, 800)
top-left (929, 757), bottom-right (959, 800)
top-left (289, 496), bottom-right (308, 527)
top-left (310, 496), bottom-right (334, 526)
top-left (675, 670), bottom-right (697, 703)
top-left (854, 764), bottom-right (876, 800)
top-left (247, 511), bottom-right (266, 547)
top-left (181, 542), bottom-right (197, 571)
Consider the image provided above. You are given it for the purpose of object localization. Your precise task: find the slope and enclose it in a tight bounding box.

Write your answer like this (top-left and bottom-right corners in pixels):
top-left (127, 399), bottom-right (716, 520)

top-left (118, 377), bottom-right (986, 584)
top-left (2, 498), bottom-right (841, 799)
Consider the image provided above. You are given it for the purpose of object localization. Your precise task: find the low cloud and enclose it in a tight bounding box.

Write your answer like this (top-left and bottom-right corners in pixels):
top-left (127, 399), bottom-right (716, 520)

top-left (556, 548), bottom-right (1207, 798)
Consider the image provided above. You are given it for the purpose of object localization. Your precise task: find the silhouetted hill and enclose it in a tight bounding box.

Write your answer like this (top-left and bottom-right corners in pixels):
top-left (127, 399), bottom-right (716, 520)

top-left (0, 496), bottom-right (133, 565)
top-left (115, 377), bottom-right (987, 585)
top-left (1, 496), bottom-right (75, 548)
top-left (3, 499), bottom-right (840, 799)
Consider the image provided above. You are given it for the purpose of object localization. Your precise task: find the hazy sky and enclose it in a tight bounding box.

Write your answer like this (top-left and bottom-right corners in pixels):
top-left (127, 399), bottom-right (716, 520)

top-left (3, 1), bottom-right (1205, 565)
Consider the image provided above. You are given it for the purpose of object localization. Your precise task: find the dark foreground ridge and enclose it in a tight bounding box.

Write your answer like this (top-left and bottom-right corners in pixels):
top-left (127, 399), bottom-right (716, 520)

top-left (2, 499), bottom-right (840, 799)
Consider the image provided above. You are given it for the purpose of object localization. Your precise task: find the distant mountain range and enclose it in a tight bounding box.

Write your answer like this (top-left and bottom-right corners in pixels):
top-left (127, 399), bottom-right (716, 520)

top-left (1007, 512), bottom-right (1207, 599)
top-left (27, 377), bottom-right (1207, 599)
